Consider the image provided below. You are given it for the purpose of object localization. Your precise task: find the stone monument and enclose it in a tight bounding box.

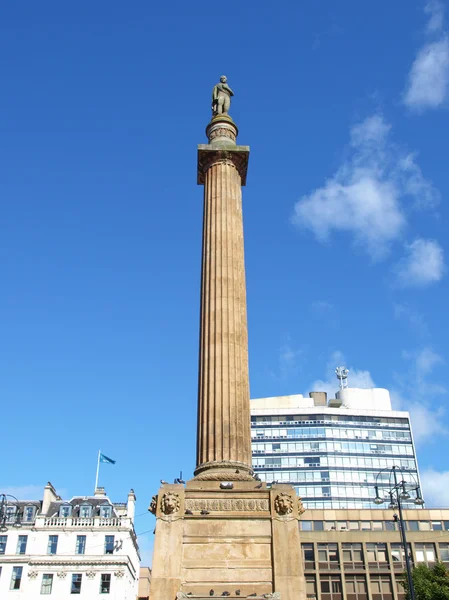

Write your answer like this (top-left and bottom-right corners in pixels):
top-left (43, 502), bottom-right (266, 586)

top-left (148, 78), bottom-right (307, 600)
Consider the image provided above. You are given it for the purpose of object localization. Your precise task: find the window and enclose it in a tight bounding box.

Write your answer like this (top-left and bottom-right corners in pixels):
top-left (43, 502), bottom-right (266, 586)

top-left (79, 504), bottom-right (92, 518)
top-left (313, 521), bottom-right (324, 531)
top-left (5, 506), bottom-right (16, 521)
top-left (24, 506), bottom-right (35, 522)
top-left (41, 574), bottom-right (53, 594)
top-left (366, 543), bottom-right (388, 563)
top-left (385, 521), bottom-right (396, 531)
top-left (16, 535), bottom-right (28, 554)
top-left (432, 521), bottom-right (443, 531)
top-left (372, 521), bottom-right (383, 531)
top-left (408, 521), bottom-right (419, 531)
top-left (100, 573), bottom-right (111, 594)
top-left (391, 543), bottom-right (411, 567)
top-left (75, 535), bottom-right (86, 555)
top-left (348, 521), bottom-right (360, 530)
top-left (100, 505), bottom-right (112, 518)
top-left (320, 575), bottom-right (342, 599)
top-left (346, 575), bottom-right (368, 599)
top-left (415, 543), bottom-right (435, 564)
top-left (418, 521), bottom-right (431, 531)
top-left (302, 544), bottom-right (314, 567)
top-left (306, 576), bottom-right (317, 599)
top-left (318, 543), bottom-right (339, 567)
top-left (59, 505), bottom-right (72, 518)
top-left (324, 521), bottom-right (336, 531)
top-left (10, 566), bottom-right (23, 590)
top-left (47, 535), bottom-right (58, 555)
top-left (370, 575), bottom-right (393, 599)
top-left (104, 535), bottom-right (115, 554)
top-left (71, 574), bottom-right (82, 594)
top-left (343, 543), bottom-right (363, 565)
top-left (302, 521), bottom-right (312, 531)
top-left (0, 535), bottom-right (7, 554)
top-left (439, 543), bottom-right (449, 561)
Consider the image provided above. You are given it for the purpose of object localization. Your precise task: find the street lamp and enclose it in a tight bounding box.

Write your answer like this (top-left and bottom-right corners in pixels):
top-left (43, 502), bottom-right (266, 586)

top-left (0, 494), bottom-right (22, 532)
top-left (373, 466), bottom-right (424, 600)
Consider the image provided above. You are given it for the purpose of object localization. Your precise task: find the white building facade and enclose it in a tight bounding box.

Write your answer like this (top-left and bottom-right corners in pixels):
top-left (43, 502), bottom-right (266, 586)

top-left (251, 386), bottom-right (422, 509)
top-left (0, 483), bottom-right (140, 599)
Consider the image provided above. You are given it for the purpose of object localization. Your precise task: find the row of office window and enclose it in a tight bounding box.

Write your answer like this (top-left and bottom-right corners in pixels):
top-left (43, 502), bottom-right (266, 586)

top-left (0, 534), bottom-right (116, 555)
top-left (254, 456), bottom-right (417, 471)
top-left (253, 440), bottom-right (414, 456)
top-left (3, 567), bottom-right (112, 594)
top-left (299, 519), bottom-right (449, 532)
top-left (251, 415), bottom-right (409, 428)
top-left (301, 542), bottom-right (449, 567)
top-left (304, 573), bottom-right (403, 600)
top-left (255, 469), bottom-right (418, 486)
top-left (252, 427), bottom-right (411, 442)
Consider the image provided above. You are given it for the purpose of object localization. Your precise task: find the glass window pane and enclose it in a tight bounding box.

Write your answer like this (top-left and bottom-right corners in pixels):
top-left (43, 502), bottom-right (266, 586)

top-left (302, 521), bottom-right (312, 531)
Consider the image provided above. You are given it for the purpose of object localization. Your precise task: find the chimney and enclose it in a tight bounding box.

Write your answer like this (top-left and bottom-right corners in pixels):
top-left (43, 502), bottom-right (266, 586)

top-left (42, 482), bottom-right (58, 516)
top-left (127, 489), bottom-right (136, 521)
top-left (309, 391), bottom-right (327, 406)
top-left (94, 487), bottom-right (106, 498)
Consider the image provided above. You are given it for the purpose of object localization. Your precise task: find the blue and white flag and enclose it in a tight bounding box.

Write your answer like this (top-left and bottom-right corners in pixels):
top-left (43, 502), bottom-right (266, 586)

top-left (100, 453), bottom-right (116, 465)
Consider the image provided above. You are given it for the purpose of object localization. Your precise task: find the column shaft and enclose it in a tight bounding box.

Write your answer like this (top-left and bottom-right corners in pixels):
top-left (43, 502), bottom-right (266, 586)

top-left (196, 157), bottom-right (252, 476)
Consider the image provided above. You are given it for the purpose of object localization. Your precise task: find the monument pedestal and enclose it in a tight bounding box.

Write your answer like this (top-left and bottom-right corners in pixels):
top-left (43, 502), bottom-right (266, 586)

top-left (149, 483), bottom-right (306, 600)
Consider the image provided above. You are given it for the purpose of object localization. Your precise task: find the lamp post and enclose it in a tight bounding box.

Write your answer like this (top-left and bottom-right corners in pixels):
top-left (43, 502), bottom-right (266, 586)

top-left (0, 494), bottom-right (22, 532)
top-left (373, 466), bottom-right (424, 600)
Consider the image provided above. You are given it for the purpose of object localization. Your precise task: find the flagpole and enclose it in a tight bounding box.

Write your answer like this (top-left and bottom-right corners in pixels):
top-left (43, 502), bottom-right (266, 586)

top-left (95, 450), bottom-right (101, 492)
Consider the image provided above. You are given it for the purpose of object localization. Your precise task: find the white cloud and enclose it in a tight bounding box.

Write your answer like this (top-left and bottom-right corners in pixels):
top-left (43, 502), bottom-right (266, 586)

top-left (421, 469), bottom-right (449, 507)
top-left (292, 115), bottom-right (438, 259)
top-left (404, 1), bottom-right (449, 111)
top-left (425, 0), bottom-right (445, 33)
top-left (404, 37), bottom-right (449, 110)
top-left (274, 342), bottom-right (303, 381)
top-left (391, 347), bottom-right (447, 443)
top-left (395, 238), bottom-right (445, 287)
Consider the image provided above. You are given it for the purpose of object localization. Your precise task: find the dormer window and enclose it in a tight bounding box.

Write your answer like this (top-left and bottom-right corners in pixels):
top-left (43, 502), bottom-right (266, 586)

top-left (79, 504), bottom-right (92, 518)
top-left (59, 505), bottom-right (72, 518)
top-left (100, 505), bottom-right (112, 518)
top-left (5, 506), bottom-right (16, 521)
top-left (24, 506), bottom-right (35, 522)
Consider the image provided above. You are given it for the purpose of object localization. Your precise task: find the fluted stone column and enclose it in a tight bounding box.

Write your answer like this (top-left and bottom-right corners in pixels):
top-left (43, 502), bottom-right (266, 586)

top-left (195, 115), bottom-right (252, 481)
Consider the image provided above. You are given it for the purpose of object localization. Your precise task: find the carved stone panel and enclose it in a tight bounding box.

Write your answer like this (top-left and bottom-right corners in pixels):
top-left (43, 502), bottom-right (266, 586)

top-left (184, 498), bottom-right (269, 512)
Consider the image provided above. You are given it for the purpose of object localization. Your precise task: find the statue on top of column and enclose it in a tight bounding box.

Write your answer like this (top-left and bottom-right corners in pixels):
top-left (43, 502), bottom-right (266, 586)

top-left (212, 75), bottom-right (234, 116)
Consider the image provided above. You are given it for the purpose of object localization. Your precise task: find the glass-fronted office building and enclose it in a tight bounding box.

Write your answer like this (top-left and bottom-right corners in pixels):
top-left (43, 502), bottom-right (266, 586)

top-left (251, 388), bottom-right (421, 509)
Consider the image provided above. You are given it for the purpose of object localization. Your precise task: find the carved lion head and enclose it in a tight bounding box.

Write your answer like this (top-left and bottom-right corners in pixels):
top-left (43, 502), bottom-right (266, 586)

top-left (274, 492), bottom-right (294, 515)
top-left (161, 492), bottom-right (180, 515)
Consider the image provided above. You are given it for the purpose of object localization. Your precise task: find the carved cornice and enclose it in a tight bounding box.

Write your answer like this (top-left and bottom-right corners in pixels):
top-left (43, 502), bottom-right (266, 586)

top-left (197, 146), bottom-right (249, 186)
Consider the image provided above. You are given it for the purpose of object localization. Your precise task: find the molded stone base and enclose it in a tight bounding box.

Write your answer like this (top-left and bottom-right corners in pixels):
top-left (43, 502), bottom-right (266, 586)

top-left (149, 483), bottom-right (306, 600)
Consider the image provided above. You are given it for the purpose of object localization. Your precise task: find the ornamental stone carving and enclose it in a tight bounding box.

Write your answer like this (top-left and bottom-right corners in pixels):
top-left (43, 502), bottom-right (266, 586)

top-left (184, 498), bottom-right (269, 512)
top-left (28, 570), bottom-right (38, 579)
top-left (160, 492), bottom-right (181, 515)
top-left (176, 593), bottom-right (190, 599)
top-left (148, 495), bottom-right (158, 515)
top-left (86, 571), bottom-right (96, 579)
top-left (297, 496), bottom-right (306, 516)
top-left (274, 493), bottom-right (294, 515)
top-left (57, 572), bottom-right (67, 579)
top-left (114, 570), bottom-right (125, 578)
top-left (264, 593), bottom-right (281, 599)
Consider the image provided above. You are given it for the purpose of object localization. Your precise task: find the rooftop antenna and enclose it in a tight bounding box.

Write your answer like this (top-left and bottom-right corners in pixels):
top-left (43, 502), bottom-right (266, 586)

top-left (335, 366), bottom-right (349, 389)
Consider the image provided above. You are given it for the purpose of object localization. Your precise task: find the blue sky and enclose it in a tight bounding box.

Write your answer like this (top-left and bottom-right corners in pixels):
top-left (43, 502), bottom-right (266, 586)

top-left (1, 0), bottom-right (449, 564)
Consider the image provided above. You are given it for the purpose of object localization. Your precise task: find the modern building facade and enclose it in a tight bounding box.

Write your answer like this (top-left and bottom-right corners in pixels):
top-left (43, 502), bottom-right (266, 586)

top-left (299, 507), bottom-right (449, 600)
top-left (251, 386), bottom-right (421, 510)
top-left (0, 482), bottom-right (139, 599)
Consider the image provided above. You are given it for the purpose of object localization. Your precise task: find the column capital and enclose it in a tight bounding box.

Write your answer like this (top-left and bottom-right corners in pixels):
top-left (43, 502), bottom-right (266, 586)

top-left (197, 145), bottom-right (250, 186)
